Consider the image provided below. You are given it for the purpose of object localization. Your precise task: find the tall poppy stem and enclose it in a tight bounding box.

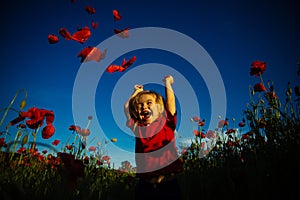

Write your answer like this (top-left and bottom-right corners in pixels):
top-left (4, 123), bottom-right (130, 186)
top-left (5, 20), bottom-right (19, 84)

top-left (259, 73), bottom-right (265, 87)
top-left (0, 89), bottom-right (27, 126)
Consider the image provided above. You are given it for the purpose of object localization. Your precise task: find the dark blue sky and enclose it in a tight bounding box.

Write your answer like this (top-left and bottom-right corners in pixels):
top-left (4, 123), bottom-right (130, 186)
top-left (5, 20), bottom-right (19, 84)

top-left (0, 0), bottom-right (299, 167)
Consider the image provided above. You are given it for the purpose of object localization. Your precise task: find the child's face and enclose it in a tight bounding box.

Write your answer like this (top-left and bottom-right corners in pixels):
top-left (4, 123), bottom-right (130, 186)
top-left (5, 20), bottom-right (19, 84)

top-left (136, 93), bottom-right (162, 125)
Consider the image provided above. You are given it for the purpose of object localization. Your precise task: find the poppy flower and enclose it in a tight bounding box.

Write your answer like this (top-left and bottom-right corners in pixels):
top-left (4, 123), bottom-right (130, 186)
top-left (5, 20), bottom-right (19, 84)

top-left (192, 116), bottom-right (200, 122)
top-left (71, 26), bottom-right (91, 44)
top-left (121, 55), bottom-right (136, 69)
top-left (85, 5), bottom-right (96, 14)
top-left (0, 138), bottom-right (6, 147)
top-left (238, 121), bottom-right (246, 127)
top-left (52, 139), bottom-right (60, 146)
top-left (250, 60), bottom-right (267, 77)
top-left (91, 20), bottom-right (98, 29)
top-left (193, 130), bottom-right (200, 137)
top-left (198, 120), bottom-right (205, 126)
top-left (253, 83), bottom-right (267, 92)
top-left (10, 107), bottom-right (55, 139)
top-left (106, 56), bottom-right (136, 73)
top-left (59, 28), bottom-right (72, 40)
top-left (218, 119), bottom-right (229, 128)
top-left (69, 125), bottom-right (81, 132)
top-left (77, 128), bottom-right (90, 137)
top-left (42, 124), bottom-right (55, 139)
top-left (106, 65), bottom-right (122, 73)
top-left (48, 34), bottom-right (59, 44)
top-left (114, 28), bottom-right (129, 38)
top-left (102, 155), bottom-right (110, 161)
top-left (10, 107), bottom-right (55, 132)
top-left (77, 46), bottom-right (106, 63)
top-left (266, 91), bottom-right (277, 99)
top-left (112, 9), bottom-right (121, 21)
top-left (206, 130), bottom-right (215, 139)
top-left (88, 146), bottom-right (96, 151)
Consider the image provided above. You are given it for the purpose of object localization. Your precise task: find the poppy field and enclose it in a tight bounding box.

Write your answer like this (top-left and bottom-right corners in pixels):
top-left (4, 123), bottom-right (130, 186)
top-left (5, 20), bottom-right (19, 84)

top-left (0, 60), bottom-right (299, 200)
top-left (1, 1), bottom-right (300, 200)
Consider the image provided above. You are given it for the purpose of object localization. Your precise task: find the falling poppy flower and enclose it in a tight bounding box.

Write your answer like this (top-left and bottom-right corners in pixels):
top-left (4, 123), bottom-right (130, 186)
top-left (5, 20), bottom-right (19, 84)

top-left (85, 5), bottom-right (96, 14)
top-left (71, 26), bottom-right (91, 44)
top-left (59, 28), bottom-right (72, 40)
top-left (106, 65), bottom-right (122, 73)
top-left (91, 20), bottom-right (98, 29)
top-left (253, 83), bottom-right (267, 92)
top-left (112, 9), bottom-right (121, 21)
top-left (106, 56), bottom-right (136, 73)
top-left (48, 34), bottom-right (59, 44)
top-left (250, 60), bottom-right (267, 77)
top-left (77, 46), bottom-right (106, 63)
top-left (122, 55), bottom-right (136, 69)
top-left (114, 28), bottom-right (129, 38)
top-left (52, 139), bottom-right (60, 146)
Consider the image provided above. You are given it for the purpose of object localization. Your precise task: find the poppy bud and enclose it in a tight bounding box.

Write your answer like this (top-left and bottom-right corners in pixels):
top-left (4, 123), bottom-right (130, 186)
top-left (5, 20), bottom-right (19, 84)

top-left (20, 99), bottom-right (26, 110)
top-left (21, 134), bottom-right (29, 146)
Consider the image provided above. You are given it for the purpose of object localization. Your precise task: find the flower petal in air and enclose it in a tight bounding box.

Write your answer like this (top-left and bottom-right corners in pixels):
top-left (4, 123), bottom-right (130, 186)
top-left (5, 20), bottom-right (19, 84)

top-left (71, 26), bottom-right (91, 44)
top-left (112, 9), bottom-right (121, 21)
top-left (106, 65), bottom-right (122, 73)
top-left (85, 5), bottom-right (96, 15)
top-left (91, 20), bottom-right (98, 29)
top-left (77, 46), bottom-right (105, 63)
top-left (59, 28), bottom-right (72, 40)
top-left (48, 34), bottom-right (59, 44)
top-left (114, 28), bottom-right (129, 38)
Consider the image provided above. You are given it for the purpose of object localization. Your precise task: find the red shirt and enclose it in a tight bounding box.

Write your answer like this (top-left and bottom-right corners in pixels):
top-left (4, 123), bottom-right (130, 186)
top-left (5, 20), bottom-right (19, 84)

top-left (127, 111), bottom-right (183, 177)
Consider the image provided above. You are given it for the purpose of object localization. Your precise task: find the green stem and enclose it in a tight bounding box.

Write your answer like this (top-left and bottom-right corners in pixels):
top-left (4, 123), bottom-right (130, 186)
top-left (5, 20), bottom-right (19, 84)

top-left (259, 73), bottom-right (265, 87)
top-left (0, 89), bottom-right (27, 126)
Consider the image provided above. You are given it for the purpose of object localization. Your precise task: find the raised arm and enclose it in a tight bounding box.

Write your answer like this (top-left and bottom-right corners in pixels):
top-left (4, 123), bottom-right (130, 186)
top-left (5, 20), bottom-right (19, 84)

top-left (124, 84), bottom-right (143, 121)
top-left (163, 75), bottom-right (176, 116)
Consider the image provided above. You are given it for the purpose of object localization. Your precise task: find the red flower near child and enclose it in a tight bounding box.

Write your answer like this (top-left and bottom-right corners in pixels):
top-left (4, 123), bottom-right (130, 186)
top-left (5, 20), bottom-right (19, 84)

top-left (250, 60), bottom-right (267, 77)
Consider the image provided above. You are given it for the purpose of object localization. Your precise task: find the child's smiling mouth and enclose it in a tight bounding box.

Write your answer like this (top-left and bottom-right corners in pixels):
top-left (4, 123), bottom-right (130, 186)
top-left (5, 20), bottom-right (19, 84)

top-left (141, 110), bottom-right (152, 120)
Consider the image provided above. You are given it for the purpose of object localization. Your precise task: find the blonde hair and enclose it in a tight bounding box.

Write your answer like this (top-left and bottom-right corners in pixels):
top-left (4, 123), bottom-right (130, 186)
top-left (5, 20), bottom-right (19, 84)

top-left (129, 90), bottom-right (165, 122)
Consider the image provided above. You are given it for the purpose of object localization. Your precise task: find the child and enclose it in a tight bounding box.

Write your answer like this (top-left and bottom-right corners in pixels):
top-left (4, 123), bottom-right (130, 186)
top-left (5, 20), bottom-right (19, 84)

top-left (124, 75), bottom-right (183, 200)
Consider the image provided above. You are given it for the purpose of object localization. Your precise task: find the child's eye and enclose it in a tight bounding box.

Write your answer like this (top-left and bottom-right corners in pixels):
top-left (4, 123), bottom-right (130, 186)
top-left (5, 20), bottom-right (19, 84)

top-left (147, 101), bottom-right (152, 105)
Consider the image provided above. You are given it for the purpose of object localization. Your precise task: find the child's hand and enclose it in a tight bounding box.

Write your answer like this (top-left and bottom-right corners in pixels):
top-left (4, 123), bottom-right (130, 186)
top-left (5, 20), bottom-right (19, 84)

top-left (134, 84), bottom-right (143, 92)
top-left (163, 75), bottom-right (174, 85)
